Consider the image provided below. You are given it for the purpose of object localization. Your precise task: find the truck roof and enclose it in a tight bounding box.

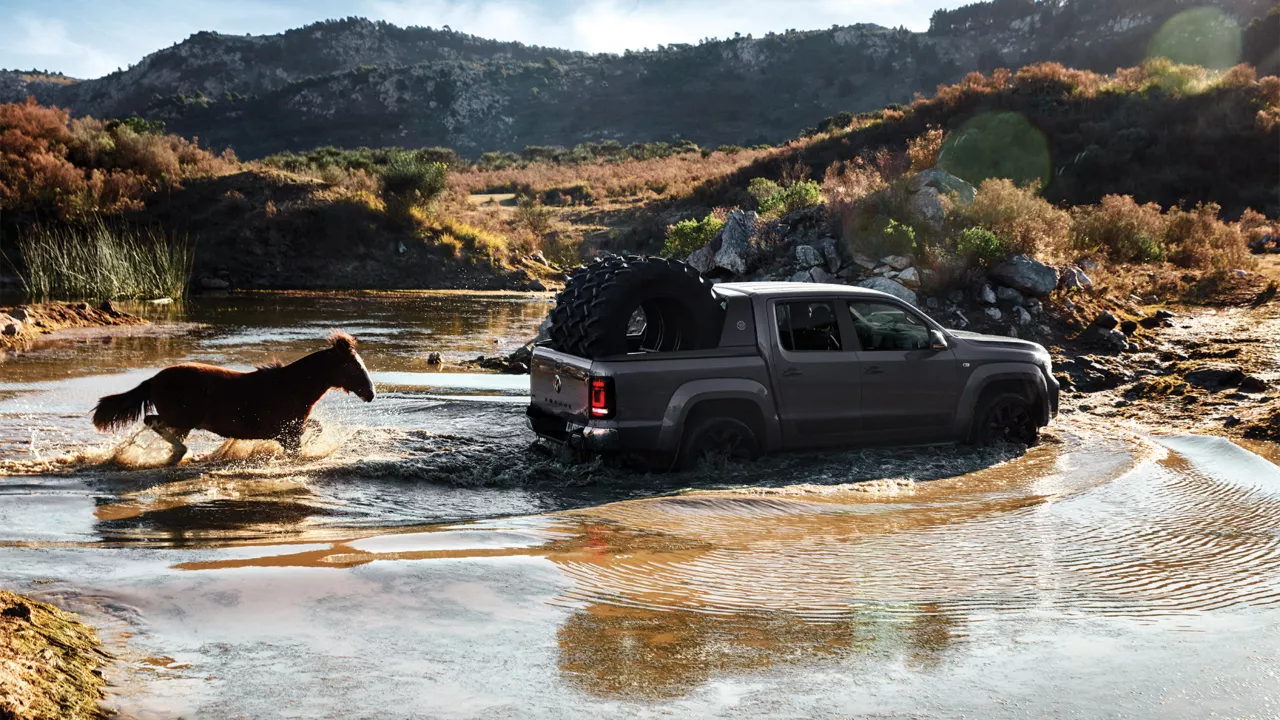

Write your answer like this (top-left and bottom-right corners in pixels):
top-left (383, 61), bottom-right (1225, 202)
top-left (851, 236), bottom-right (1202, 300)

top-left (713, 281), bottom-right (902, 300)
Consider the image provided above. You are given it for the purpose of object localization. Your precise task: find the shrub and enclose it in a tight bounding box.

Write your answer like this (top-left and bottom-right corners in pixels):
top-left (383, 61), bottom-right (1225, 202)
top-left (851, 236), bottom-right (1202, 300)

top-left (433, 218), bottom-right (509, 263)
top-left (751, 177), bottom-right (821, 216)
top-left (1163, 202), bottom-right (1251, 271)
top-left (17, 217), bottom-right (192, 300)
top-left (907, 127), bottom-right (944, 172)
top-left (513, 195), bottom-right (554, 236)
top-left (1070, 195), bottom-right (1167, 263)
top-left (955, 226), bottom-right (1007, 265)
top-left (878, 218), bottom-right (918, 256)
top-left (378, 153), bottom-right (447, 222)
top-left (955, 179), bottom-right (1070, 258)
top-left (664, 214), bottom-right (725, 258)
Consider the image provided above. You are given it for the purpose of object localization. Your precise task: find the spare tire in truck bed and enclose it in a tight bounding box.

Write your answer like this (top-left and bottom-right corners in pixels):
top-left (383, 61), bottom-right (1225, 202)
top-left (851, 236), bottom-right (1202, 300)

top-left (547, 256), bottom-right (724, 358)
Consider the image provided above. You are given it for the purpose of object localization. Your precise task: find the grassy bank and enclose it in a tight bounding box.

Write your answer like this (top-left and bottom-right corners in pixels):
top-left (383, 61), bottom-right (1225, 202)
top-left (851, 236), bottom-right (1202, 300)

top-left (17, 219), bottom-right (191, 301)
top-left (0, 589), bottom-right (109, 720)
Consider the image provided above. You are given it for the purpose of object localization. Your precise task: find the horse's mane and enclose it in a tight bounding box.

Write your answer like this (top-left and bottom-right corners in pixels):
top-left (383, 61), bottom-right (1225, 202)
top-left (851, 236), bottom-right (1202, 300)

top-left (329, 331), bottom-right (358, 352)
top-left (255, 360), bottom-right (285, 371)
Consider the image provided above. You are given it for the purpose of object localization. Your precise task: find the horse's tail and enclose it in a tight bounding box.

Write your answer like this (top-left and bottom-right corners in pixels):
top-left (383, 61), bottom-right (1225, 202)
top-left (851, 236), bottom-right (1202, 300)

top-left (92, 379), bottom-right (153, 431)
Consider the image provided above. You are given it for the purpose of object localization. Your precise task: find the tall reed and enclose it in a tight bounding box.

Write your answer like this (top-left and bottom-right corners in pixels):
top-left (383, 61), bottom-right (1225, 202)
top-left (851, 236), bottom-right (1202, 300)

top-left (17, 218), bottom-right (193, 301)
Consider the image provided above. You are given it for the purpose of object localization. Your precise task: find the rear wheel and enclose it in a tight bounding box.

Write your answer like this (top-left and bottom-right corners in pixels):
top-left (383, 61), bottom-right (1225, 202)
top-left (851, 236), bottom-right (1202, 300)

top-left (678, 416), bottom-right (760, 471)
top-left (970, 393), bottom-right (1039, 445)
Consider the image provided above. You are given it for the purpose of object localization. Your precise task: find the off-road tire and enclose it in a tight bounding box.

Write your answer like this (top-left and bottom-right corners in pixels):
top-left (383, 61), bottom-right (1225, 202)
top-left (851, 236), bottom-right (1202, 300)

top-left (969, 392), bottom-right (1039, 446)
top-left (678, 416), bottom-right (761, 471)
top-left (547, 256), bottom-right (723, 358)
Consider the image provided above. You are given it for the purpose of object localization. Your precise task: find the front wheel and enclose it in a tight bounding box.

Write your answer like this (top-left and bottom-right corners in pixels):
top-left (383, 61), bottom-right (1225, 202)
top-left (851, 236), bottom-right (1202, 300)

top-left (678, 417), bottom-right (761, 471)
top-left (970, 393), bottom-right (1039, 446)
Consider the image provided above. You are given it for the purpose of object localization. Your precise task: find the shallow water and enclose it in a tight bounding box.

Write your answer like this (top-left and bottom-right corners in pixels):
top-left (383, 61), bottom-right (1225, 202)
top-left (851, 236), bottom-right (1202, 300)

top-left (1, 293), bottom-right (1278, 719)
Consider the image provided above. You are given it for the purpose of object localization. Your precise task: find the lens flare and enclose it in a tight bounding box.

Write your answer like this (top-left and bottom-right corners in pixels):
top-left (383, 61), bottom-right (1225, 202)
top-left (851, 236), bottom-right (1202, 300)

top-left (937, 111), bottom-right (1051, 190)
top-left (1147, 7), bottom-right (1243, 69)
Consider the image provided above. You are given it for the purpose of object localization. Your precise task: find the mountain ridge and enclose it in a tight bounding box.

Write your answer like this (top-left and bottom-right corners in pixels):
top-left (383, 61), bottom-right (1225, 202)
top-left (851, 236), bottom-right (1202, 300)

top-left (2, 0), bottom-right (1274, 158)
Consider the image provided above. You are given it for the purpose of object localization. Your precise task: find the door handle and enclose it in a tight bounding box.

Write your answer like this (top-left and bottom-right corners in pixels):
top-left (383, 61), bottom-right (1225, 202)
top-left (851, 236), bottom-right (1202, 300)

top-left (865, 366), bottom-right (883, 375)
top-left (782, 367), bottom-right (802, 377)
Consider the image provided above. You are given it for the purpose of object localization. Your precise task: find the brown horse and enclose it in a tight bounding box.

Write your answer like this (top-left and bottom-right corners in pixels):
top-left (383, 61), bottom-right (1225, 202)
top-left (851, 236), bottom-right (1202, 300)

top-left (92, 331), bottom-right (375, 464)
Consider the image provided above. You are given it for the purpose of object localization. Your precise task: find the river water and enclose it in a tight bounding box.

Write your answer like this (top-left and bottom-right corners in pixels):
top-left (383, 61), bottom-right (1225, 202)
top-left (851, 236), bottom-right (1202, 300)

top-left (1, 294), bottom-right (1277, 719)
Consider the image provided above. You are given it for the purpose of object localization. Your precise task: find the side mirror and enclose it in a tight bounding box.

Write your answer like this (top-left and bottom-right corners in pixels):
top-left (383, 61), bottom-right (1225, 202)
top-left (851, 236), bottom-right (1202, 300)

top-left (930, 329), bottom-right (949, 351)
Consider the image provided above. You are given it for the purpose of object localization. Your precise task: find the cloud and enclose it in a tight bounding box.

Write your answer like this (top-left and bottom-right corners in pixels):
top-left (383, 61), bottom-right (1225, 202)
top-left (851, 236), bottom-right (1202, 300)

top-left (9, 16), bottom-right (126, 77)
top-left (364, 0), bottom-right (951, 53)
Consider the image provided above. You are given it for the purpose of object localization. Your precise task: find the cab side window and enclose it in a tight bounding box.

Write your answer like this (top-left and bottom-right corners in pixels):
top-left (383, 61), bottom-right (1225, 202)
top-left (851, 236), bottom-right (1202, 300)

top-left (776, 301), bottom-right (843, 352)
top-left (847, 301), bottom-right (930, 351)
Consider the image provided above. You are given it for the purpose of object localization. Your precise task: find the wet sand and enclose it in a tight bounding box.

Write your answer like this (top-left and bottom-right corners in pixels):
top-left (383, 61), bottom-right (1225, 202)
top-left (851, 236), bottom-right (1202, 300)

top-left (0, 293), bottom-right (1278, 718)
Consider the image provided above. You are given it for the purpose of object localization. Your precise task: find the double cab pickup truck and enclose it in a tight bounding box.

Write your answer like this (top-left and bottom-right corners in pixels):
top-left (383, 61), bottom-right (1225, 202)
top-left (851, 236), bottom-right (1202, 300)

top-left (528, 282), bottom-right (1059, 469)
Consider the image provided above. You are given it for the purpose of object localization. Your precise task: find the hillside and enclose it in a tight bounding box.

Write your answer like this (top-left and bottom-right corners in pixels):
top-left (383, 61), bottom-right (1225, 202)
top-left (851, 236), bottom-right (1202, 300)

top-left (2, 0), bottom-right (1273, 158)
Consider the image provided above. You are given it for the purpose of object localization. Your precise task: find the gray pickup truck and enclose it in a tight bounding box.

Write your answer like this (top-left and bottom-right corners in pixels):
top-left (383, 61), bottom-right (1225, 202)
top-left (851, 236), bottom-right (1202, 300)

top-left (528, 281), bottom-right (1058, 469)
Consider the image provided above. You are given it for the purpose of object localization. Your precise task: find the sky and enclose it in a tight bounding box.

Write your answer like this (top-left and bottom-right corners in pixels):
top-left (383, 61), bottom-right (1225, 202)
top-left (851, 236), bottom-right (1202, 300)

top-left (1, 0), bottom-right (968, 79)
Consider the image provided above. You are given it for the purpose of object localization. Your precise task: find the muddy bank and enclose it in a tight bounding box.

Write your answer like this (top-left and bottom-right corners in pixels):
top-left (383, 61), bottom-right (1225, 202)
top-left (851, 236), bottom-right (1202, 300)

top-left (0, 302), bottom-right (147, 353)
top-left (0, 590), bottom-right (109, 720)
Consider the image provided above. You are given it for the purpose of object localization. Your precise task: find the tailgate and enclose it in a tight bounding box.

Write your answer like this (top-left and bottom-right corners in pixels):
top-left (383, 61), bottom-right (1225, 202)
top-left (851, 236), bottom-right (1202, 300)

top-left (530, 347), bottom-right (593, 424)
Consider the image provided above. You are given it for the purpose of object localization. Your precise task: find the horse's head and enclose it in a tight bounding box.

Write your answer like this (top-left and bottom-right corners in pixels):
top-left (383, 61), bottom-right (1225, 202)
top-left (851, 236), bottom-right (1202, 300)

top-left (328, 332), bottom-right (376, 402)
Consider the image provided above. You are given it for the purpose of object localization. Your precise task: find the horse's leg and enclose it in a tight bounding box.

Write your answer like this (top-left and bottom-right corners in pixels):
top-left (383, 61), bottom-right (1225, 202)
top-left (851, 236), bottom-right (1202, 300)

top-left (146, 416), bottom-right (189, 465)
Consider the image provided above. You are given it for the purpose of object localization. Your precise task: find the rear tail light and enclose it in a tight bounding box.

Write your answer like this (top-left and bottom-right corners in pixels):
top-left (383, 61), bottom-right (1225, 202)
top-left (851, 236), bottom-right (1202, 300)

top-left (590, 376), bottom-right (614, 418)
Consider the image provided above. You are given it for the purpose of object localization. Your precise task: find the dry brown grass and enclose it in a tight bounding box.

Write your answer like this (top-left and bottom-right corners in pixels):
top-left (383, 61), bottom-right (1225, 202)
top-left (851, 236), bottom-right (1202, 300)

top-left (0, 590), bottom-right (109, 720)
top-left (448, 146), bottom-right (780, 200)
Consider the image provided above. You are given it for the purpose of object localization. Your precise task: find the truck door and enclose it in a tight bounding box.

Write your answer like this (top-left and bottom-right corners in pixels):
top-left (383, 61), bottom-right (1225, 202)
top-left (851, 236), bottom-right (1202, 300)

top-left (845, 300), bottom-right (960, 441)
top-left (771, 299), bottom-right (862, 447)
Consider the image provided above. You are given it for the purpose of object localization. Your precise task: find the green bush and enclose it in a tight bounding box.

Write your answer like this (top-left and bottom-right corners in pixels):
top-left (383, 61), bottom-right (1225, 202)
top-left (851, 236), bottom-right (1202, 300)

top-left (878, 218), bottom-right (918, 256)
top-left (18, 218), bottom-right (192, 301)
top-left (664, 214), bottom-right (725, 258)
top-left (514, 195), bottom-right (554, 235)
top-left (955, 226), bottom-right (1007, 265)
top-left (750, 178), bottom-right (822, 217)
top-left (378, 154), bottom-right (447, 216)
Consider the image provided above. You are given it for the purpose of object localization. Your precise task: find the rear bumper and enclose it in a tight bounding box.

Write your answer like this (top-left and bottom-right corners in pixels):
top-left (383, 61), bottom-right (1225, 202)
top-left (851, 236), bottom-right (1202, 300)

top-left (526, 405), bottom-right (619, 451)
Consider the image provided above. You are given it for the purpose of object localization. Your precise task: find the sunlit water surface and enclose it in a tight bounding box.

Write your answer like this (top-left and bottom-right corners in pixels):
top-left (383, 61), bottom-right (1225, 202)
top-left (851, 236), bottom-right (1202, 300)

top-left (1, 293), bottom-right (1277, 719)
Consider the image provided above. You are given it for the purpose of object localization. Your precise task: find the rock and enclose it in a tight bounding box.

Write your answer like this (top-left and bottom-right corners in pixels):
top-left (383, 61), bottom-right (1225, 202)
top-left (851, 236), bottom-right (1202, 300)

top-left (2, 322), bottom-right (20, 336)
top-left (713, 210), bottom-right (758, 276)
top-left (906, 186), bottom-right (946, 232)
top-left (1061, 266), bottom-right (1094, 292)
top-left (925, 296), bottom-right (940, 310)
top-left (984, 307), bottom-right (1002, 321)
top-left (526, 278), bottom-right (547, 291)
top-left (1239, 375), bottom-right (1269, 393)
top-left (1026, 298), bottom-right (1042, 315)
top-left (1225, 415), bottom-right (1243, 428)
top-left (951, 310), bottom-right (970, 328)
top-left (947, 290), bottom-right (965, 304)
top-left (1154, 310), bottom-right (1175, 321)
top-left (1229, 269), bottom-right (1249, 279)
top-left (8, 308), bottom-right (27, 322)
top-left (1015, 306), bottom-right (1033, 326)
top-left (884, 271), bottom-right (900, 280)
top-left (1093, 311), bottom-right (1119, 331)
top-left (856, 276), bottom-right (919, 306)
top-left (817, 237), bottom-right (842, 274)
top-left (201, 277), bottom-right (231, 290)
top-left (1184, 364), bottom-right (1247, 389)
top-left (1100, 329), bottom-right (1130, 352)
top-left (427, 352), bottom-right (443, 365)
top-left (790, 270), bottom-right (814, 283)
top-left (990, 255), bottom-right (1059, 297)
top-left (920, 269), bottom-right (937, 288)
top-left (882, 255), bottom-right (912, 271)
top-left (897, 267), bottom-right (921, 288)
top-left (686, 244), bottom-right (716, 274)
top-left (837, 267), bottom-right (857, 280)
top-left (853, 253), bottom-right (879, 271)
top-left (1078, 258), bottom-right (1100, 273)
top-left (873, 264), bottom-right (891, 276)
top-left (795, 245), bottom-right (823, 269)
top-left (980, 284), bottom-right (997, 305)
top-left (530, 251), bottom-right (551, 267)
top-left (996, 286), bottom-right (1024, 304)
top-left (907, 168), bottom-right (977, 205)
top-left (809, 267), bottom-right (835, 284)
top-left (1120, 320), bottom-right (1138, 335)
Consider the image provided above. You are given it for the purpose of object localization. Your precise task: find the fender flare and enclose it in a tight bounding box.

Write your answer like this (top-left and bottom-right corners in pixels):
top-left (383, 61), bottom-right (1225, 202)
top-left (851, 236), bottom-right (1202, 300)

top-left (952, 364), bottom-right (1049, 437)
top-left (656, 378), bottom-right (781, 453)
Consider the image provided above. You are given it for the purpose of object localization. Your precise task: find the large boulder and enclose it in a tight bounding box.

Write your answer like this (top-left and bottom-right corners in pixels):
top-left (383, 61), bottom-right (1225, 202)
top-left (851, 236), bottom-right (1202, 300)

top-left (989, 255), bottom-right (1059, 297)
top-left (908, 168), bottom-right (977, 206)
top-left (856, 276), bottom-right (919, 306)
top-left (816, 237), bottom-right (842, 274)
top-left (686, 244), bottom-right (716, 274)
top-left (795, 245), bottom-right (823, 269)
top-left (712, 209), bottom-right (758, 276)
top-left (906, 187), bottom-right (946, 233)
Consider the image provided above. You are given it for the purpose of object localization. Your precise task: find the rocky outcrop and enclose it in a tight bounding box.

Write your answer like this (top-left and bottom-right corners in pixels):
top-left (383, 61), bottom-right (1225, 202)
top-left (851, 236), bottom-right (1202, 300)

top-left (856, 276), bottom-right (920, 306)
top-left (990, 255), bottom-right (1060, 297)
